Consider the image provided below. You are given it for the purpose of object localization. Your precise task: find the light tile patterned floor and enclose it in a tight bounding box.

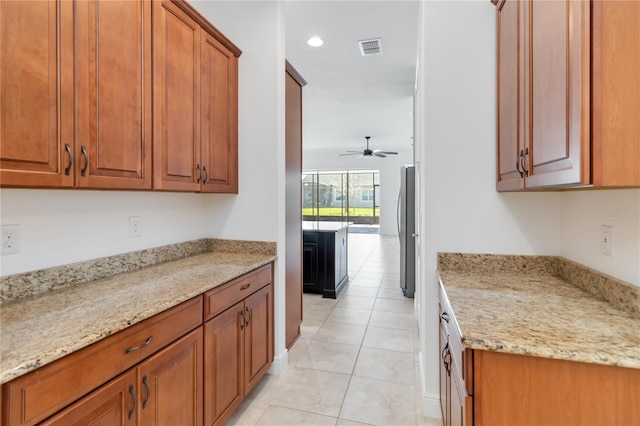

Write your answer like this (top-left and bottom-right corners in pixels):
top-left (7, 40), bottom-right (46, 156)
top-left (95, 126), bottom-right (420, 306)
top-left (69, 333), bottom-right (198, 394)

top-left (228, 233), bottom-right (442, 426)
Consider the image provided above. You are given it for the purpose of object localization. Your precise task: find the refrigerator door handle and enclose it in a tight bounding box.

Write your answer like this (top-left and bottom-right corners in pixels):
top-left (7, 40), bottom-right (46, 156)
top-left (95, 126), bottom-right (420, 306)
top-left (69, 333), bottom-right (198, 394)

top-left (397, 191), bottom-right (402, 238)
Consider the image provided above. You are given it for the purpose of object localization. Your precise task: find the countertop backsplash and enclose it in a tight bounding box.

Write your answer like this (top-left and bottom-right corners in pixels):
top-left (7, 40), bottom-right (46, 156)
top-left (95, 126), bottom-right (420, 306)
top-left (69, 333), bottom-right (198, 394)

top-left (1, 238), bottom-right (276, 304)
top-left (438, 252), bottom-right (640, 318)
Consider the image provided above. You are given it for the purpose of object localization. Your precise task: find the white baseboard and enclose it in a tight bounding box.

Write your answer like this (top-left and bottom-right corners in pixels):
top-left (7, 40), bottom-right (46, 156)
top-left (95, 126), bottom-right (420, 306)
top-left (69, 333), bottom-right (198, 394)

top-left (419, 350), bottom-right (443, 419)
top-left (422, 393), bottom-right (442, 419)
top-left (267, 348), bottom-right (288, 376)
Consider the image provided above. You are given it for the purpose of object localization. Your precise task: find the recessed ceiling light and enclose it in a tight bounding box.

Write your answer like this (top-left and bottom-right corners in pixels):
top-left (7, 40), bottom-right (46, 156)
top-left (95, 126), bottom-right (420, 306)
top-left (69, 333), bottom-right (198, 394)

top-left (307, 36), bottom-right (323, 47)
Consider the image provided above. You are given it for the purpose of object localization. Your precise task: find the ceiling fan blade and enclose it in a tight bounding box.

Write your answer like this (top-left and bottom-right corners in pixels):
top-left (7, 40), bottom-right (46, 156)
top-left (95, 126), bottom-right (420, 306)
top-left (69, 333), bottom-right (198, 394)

top-left (374, 153), bottom-right (387, 158)
top-left (339, 152), bottom-right (363, 156)
top-left (373, 150), bottom-right (398, 155)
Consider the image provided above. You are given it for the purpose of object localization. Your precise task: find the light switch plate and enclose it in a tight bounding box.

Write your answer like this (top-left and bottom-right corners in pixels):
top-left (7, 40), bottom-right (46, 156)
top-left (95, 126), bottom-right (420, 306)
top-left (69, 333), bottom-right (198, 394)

top-left (129, 216), bottom-right (141, 238)
top-left (601, 225), bottom-right (613, 256)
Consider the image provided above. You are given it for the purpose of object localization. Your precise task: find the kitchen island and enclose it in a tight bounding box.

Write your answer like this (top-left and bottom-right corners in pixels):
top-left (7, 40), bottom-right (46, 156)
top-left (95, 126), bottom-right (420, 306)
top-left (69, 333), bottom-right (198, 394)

top-left (302, 221), bottom-right (351, 298)
top-left (437, 253), bottom-right (640, 426)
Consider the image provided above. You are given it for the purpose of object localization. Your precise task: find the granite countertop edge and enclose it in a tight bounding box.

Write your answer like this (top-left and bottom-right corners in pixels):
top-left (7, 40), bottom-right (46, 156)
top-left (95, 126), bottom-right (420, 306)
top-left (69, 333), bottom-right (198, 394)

top-left (0, 248), bottom-right (277, 385)
top-left (437, 260), bottom-right (640, 370)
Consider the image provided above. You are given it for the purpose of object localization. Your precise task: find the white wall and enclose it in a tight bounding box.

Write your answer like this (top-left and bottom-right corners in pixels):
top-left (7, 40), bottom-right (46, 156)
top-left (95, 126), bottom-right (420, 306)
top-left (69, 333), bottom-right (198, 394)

top-left (562, 189), bottom-right (640, 286)
top-left (0, 189), bottom-right (209, 276)
top-left (416, 1), bottom-right (563, 417)
top-left (192, 1), bottom-right (283, 244)
top-left (416, 0), bottom-right (640, 419)
top-left (191, 1), bottom-right (288, 372)
top-left (303, 147), bottom-right (413, 235)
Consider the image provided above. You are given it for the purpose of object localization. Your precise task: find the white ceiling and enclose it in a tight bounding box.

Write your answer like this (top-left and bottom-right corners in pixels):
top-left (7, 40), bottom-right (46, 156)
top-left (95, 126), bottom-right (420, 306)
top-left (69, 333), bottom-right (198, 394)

top-left (284, 1), bottom-right (420, 154)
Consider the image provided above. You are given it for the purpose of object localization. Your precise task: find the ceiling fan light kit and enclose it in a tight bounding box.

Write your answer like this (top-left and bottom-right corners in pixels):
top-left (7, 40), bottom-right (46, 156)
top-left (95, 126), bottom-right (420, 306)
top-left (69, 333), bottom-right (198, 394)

top-left (339, 136), bottom-right (398, 159)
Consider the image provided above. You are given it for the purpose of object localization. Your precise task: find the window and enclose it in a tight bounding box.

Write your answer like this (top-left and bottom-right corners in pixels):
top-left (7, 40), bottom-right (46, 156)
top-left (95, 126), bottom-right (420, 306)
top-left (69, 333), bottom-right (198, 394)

top-left (361, 189), bottom-right (374, 202)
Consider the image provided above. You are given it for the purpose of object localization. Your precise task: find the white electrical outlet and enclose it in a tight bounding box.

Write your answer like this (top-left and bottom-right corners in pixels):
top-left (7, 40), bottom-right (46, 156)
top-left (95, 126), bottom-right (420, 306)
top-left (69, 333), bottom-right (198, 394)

top-left (1, 224), bottom-right (21, 255)
top-left (601, 225), bottom-right (613, 256)
top-left (129, 216), bottom-right (141, 238)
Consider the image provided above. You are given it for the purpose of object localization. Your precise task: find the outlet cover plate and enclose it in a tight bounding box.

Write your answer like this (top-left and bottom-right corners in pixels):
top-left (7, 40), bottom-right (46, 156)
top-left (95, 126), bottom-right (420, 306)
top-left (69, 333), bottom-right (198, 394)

top-left (1, 224), bottom-right (21, 255)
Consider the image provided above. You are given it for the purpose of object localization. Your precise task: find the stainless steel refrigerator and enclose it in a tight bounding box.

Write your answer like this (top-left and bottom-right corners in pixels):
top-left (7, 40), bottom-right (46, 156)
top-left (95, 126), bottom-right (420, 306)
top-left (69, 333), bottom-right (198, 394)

top-left (398, 165), bottom-right (415, 298)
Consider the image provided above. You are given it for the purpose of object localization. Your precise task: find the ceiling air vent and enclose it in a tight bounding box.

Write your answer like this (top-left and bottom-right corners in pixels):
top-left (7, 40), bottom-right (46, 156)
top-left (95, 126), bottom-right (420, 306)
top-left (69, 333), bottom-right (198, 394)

top-left (358, 38), bottom-right (383, 56)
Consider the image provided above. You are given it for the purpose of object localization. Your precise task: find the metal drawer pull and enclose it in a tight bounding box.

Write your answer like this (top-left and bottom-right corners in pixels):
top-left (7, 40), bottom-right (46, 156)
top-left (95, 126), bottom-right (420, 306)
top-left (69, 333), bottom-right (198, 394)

top-left (240, 283), bottom-right (252, 290)
top-left (128, 385), bottom-right (137, 420)
top-left (64, 144), bottom-right (73, 175)
top-left (125, 336), bottom-right (153, 354)
top-left (196, 164), bottom-right (201, 183)
top-left (240, 310), bottom-right (246, 330)
top-left (142, 376), bottom-right (150, 409)
top-left (245, 307), bottom-right (251, 326)
top-left (441, 312), bottom-right (450, 323)
top-left (203, 165), bottom-right (208, 184)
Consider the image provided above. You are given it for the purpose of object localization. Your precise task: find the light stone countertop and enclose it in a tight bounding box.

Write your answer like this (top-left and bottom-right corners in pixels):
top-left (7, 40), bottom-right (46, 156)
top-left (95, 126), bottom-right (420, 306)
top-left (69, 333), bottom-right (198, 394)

top-left (0, 250), bottom-right (276, 384)
top-left (439, 269), bottom-right (640, 369)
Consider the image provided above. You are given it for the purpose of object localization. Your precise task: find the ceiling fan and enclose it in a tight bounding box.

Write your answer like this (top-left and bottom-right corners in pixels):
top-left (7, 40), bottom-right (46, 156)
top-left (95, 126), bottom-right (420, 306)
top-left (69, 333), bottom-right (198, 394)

top-left (339, 136), bottom-right (398, 158)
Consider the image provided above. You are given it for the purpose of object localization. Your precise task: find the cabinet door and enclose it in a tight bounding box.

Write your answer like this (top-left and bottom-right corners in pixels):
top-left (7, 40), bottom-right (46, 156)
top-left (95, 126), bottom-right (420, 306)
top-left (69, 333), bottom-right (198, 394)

top-left (138, 328), bottom-right (203, 426)
top-left (450, 367), bottom-right (471, 426)
top-left (0, 0), bottom-right (74, 187)
top-left (496, 0), bottom-right (525, 191)
top-left (201, 32), bottom-right (238, 193)
top-left (526, 0), bottom-right (589, 188)
top-left (153, 0), bottom-right (201, 191)
top-left (41, 370), bottom-right (137, 426)
top-left (244, 284), bottom-right (274, 395)
top-left (75, 0), bottom-right (152, 189)
top-left (204, 301), bottom-right (245, 426)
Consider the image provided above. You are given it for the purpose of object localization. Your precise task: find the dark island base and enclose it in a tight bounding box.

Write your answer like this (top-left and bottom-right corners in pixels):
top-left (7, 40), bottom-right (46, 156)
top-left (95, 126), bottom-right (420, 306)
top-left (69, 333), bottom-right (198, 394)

top-left (304, 274), bottom-right (349, 299)
top-left (302, 222), bottom-right (349, 299)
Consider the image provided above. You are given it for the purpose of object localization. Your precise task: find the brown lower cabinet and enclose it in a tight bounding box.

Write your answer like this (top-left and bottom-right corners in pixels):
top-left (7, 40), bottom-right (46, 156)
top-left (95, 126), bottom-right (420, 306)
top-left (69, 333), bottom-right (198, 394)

top-left (203, 266), bottom-right (274, 426)
top-left (42, 329), bottom-right (203, 426)
top-left (439, 282), bottom-right (640, 426)
top-left (1, 263), bottom-right (273, 426)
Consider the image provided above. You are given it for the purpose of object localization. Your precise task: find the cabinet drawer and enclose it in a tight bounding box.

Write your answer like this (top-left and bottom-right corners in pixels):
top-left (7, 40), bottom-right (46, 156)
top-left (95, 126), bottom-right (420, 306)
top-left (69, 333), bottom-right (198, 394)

top-left (2, 297), bottom-right (202, 426)
top-left (204, 264), bottom-right (272, 321)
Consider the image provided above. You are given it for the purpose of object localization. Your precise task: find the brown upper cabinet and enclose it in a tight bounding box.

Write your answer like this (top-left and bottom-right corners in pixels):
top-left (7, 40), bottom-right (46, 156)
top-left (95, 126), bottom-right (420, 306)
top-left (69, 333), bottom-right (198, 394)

top-left (1, 0), bottom-right (152, 190)
top-left (495, 0), bottom-right (640, 190)
top-left (1, 0), bottom-right (75, 188)
top-left (153, 0), bottom-right (240, 193)
top-left (1, 0), bottom-right (240, 193)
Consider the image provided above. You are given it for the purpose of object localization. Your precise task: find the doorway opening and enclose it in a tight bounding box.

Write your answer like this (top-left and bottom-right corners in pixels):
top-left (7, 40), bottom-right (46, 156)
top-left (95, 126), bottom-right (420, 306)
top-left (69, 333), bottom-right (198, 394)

top-left (302, 170), bottom-right (380, 233)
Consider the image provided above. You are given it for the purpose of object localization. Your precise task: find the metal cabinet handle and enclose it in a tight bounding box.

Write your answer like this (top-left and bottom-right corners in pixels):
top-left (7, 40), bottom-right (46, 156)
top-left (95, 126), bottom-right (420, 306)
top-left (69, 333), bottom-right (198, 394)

top-left (521, 147), bottom-right (529, 177)
top-left (245, 307), bottom-right (251, 326)
top-left (202, 165), bottom-right (208, 184)
top-left (142, 376), bottom-right (150, 409)
top-left (240, 310), bottom-right (246, 330)
top-left (64, 144), bottom-right (73, 176)
top-left (124, 336), bottom-right (153, 354)
top-left (196, 164), bottom-right (201, 183)
top-left (240, 283), bottom-right (252, 291)
top-left (441, 343), bottom-right (450, 374)
top-left (440, 312), bottom-right (450, 323)
top-left (516, 150), bottom-right (524, 178)
top-left (128, 385), bottom-right (137, 420)
top-left (80, 146), bottom-right (89, 177)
